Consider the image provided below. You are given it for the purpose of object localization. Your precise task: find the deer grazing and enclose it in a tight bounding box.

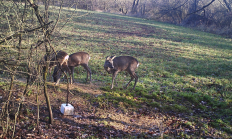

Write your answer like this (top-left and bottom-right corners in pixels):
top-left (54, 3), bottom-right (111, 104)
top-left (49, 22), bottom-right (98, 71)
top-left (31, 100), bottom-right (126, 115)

top-left (104, 56), bottom-right (139, 90)
top-left (40, 50), bottom-right (69, 73)
top-left (53, 52), bottom-right (91, 85)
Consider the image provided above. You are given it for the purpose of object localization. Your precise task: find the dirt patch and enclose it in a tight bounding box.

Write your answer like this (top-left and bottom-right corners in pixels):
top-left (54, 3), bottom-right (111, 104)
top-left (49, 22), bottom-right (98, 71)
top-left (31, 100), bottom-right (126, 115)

top-left (1, 81), bottom-right (164, 138)
top-left (0, 81), bottom-right (225, 138)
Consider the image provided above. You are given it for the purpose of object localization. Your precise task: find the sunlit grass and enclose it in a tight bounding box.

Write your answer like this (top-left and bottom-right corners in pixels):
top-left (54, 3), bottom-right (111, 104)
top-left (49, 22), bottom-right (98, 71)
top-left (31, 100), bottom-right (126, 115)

top-left (1, 3), bottom-right (232, 137)
top-left (55, 10), bottom-right (232, 136)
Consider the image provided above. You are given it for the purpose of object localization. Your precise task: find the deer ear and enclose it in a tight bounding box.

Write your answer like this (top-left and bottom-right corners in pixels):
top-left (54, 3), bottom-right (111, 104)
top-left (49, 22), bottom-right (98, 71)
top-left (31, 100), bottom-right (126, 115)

top-left (106, 56), bottom-right (110, 60)
top-left (111, 56), bottom-right (116, 60)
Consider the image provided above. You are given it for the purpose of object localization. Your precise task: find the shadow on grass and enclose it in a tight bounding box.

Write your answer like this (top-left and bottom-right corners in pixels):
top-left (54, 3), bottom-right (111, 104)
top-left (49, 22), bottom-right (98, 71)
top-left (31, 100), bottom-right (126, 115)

top-left (71, 11), bottom-right (232, 51)
top-left (45, 83), bottom-right (232, 137)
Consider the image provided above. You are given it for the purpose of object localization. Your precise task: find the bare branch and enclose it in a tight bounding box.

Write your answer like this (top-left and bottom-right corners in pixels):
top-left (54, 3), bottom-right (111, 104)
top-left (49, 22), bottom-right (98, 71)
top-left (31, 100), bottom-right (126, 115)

top-left (0, 21), bottom-right (53, 44)
top-left (187, 0), bottom-right (216, 16)
top-left (223, 0), bottom-right (231, 11)
top-left (27, 0), bottom-right (45, 26)
top-left (156, 0), bottom-right (189, 20)
top-left (50, 0), bottom-right (64, 34)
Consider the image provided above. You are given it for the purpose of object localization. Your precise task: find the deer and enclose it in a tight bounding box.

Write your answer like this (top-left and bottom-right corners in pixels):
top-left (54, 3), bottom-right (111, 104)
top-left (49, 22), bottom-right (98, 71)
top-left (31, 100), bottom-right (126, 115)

top-left (52, 52), bottom-right (91, 85)
top-left (104, 56), bottom-right (139, 90)
top-left (40, 50), bottom-right (69, 73)
top-left (40, 50), bottom-right (69, 81)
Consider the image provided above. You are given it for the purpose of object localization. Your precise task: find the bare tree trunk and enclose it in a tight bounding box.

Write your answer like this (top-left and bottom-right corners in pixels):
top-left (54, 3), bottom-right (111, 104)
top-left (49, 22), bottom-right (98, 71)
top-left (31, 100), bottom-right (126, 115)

top-left (44, 0), bottom-right (50, 23)
top-left (223, 0), bottom-right (231, 11)
top-left (140, 4), bottom-right (145, 16)
top-left (222, 0), bottom-right (232, 27)
top-left (27, 0), bottom-right (54, 124)
top-left (2, 72), bottom-right (15, 137)
top-left (43, 59), bottom-right (53, 124)
top-left (131, 0), bottom-right (139, 14)
top-left (188, 0), bottom-right (199, 15)
top-left (36, 47), bottom-right (40, 131)
top-left (43, 0), bottom-right (54, 125)
top-left (187, 0), bottom-right (215, 16)
top-left (36, 84), bottom-right (40, 129)
top-left (131, 0), bottom-right (136, 13)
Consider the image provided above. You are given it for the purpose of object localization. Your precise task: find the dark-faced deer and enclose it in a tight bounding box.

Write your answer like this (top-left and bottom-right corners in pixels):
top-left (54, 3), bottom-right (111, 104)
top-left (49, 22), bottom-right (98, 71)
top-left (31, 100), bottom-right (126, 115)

top-left (104, 56), bottom-right (139, 90)
top-left (53, 52), bottom-right (91, 85)
top-left (40, 50), bottom-right (69, 81)
top-left (40, 50), bottom-right (69, 73)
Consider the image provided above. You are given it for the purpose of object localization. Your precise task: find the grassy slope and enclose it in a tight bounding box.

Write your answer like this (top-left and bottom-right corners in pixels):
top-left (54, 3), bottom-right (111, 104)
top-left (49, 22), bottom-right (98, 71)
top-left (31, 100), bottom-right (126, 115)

top-left (45, 7), bottom-right (232, 137)
top-left (1, 4), bottom-right (232, 137)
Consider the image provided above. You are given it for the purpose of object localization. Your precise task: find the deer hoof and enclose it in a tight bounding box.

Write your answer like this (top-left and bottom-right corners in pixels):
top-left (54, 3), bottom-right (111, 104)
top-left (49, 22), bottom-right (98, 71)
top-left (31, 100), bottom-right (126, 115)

top-left (123, 86), bottom-right (127, 89)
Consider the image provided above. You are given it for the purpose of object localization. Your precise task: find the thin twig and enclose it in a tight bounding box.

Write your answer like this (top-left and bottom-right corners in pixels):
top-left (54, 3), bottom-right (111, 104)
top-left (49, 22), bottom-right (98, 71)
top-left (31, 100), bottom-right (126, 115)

top-left (187, 0), bottom-right (216, 16)
top-left (50, 0), bottom-right (64, 34)
top-left (156, 0), bottom-right (189, 20)
top-left (0, 21), bottom-right (53, 44)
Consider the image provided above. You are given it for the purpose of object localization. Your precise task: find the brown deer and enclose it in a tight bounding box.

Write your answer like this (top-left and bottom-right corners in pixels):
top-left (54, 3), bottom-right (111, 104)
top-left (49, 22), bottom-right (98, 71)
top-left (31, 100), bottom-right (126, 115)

top-left (40, 50), bottom-right (69, 73)
top-left (53, 52), bottom-right (91, 85)
top-left (104, 56), bottom-right (139, 90)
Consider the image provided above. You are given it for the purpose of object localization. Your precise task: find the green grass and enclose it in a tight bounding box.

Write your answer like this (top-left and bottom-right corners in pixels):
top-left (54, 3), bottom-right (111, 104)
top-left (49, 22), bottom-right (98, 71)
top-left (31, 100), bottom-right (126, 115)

top-left (54, 8), bottom-right (232, 136)
top-left (1, 3), bottom-right (232, 137)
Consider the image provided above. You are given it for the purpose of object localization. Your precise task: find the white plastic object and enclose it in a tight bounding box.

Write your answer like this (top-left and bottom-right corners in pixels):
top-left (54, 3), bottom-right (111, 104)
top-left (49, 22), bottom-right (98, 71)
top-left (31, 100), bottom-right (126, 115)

top-left (60, 103), bottom-right (74, 115)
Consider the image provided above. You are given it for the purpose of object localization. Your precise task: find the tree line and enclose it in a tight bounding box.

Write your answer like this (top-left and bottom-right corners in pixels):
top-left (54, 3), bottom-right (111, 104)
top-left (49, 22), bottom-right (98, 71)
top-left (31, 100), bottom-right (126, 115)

top-left (34, 0), bottom-right (232, 37)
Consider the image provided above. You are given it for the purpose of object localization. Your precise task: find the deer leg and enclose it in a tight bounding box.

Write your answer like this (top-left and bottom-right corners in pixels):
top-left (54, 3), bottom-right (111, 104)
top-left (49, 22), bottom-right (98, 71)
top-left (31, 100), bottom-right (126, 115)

top-left (82, 64), bottom-right (92, 83)
top-left (60, 74), bottom-right (65, 82)
top-left (66, 67), bottom-right (72, 84)
top-left (69, 66), bottom-right (74, 84)
top-left (124, 76), bottom-right (134, 89)
top-left (114, 74), bottom-right (118, 87)
top-left (111, 71), bottom-right (119, 89)
top-left (55, 78), bottom-right (61, 85)
top-left (54, 69), bottom-right (62, 85)
top-left (125, 71), bottom-right (138, 90)
top-left (63, 65), bottom-right (71, 83)
top-left (88, 66), bottom-right (92, 82)
top-left (132, 72), bottom-right (138, 90)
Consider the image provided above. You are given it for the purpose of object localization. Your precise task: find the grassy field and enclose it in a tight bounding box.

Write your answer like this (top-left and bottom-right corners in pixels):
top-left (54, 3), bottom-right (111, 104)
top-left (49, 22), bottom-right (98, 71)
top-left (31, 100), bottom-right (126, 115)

top-left (49, 7), bottom-right (232, 137)
top-left (1, 4), bottom-right (232, 138)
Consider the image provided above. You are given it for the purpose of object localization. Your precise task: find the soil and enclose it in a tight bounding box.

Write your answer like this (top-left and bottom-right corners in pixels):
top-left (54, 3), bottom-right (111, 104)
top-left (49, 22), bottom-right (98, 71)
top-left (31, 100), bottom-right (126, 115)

top-left (0, 81), bottom-right (220, 138)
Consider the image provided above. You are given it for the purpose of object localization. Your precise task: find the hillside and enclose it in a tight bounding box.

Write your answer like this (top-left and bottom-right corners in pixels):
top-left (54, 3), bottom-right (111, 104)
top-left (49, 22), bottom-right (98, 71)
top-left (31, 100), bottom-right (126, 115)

top-left (1, 5), bottom-right (232, 138)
